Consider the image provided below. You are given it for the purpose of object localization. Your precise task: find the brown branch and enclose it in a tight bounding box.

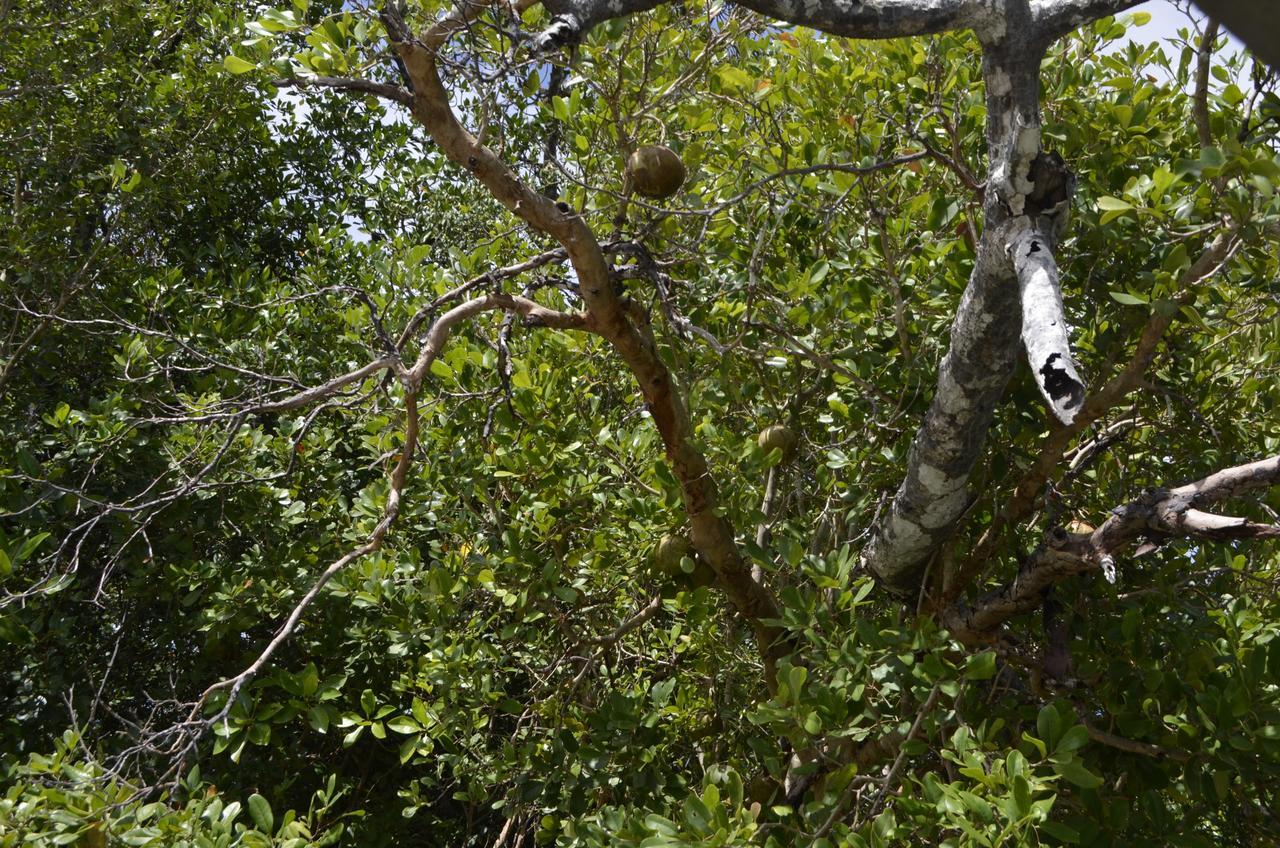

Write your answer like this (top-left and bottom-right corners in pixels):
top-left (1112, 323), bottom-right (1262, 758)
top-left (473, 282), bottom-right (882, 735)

top-left (864, 684), bottom-right (943, 820)
top-left (178, 292), bottom-right (586, 741)
top-left (187, 389), bottom-right (420, 726)
top-left (1193, 18), bottom-right (1221, 150)
top-left (388, 1), bottom-right (789, 675)
top-left (585, 595), bottom-right (663, 647)
top-left (257, 356), bottom-right (399, 413)
top-left (406, 293), bottom-right (591, 388)
top-left (1083, 719), bottom-right (1189, 761)
top-left (396, 249), bottom-right (569, 349)
top-left (568, 596), bottom-right (665, 690)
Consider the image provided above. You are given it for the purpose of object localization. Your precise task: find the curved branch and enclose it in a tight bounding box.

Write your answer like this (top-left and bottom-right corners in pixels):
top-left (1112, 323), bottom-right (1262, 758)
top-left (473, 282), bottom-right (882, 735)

top-left (387, 1), bottom-right (789, 671)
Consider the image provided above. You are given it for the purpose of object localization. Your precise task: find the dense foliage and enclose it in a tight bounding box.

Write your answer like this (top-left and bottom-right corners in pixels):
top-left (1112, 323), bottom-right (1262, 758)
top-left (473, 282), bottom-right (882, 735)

top-left (2, 1), bottom-right (1279, 845)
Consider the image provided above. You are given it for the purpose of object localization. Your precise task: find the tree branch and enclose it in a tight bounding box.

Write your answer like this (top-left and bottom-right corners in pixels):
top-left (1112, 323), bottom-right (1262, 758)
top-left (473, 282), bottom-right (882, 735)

top-left (273, 74), bottom-right (412, 106)
top-left (1009, 221), bottom-right (1085, 425)
top-left (861, 32), bottom-right (1048, 597)
top-left (532, 0), bottom-right (999, 52)
top-left (947, 454), bottom-right (1280, 637)
top-left (952, 228), bottom-right (1238, 596)
top-left (1032, 0), bottom-right (1147, 42)
top-left (1193, 18), bottom-right (1221, 149)
top-left (388, 0), bottom-right (789, 673)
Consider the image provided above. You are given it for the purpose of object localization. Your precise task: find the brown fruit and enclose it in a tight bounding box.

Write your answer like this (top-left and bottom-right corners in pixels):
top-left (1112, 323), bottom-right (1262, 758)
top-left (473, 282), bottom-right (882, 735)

top-left (757, 424), bottom-right (798, 462)
top-left (652, 532), bottom-right (692, 577)
top-left (626, 145), bottom-right (686, 199)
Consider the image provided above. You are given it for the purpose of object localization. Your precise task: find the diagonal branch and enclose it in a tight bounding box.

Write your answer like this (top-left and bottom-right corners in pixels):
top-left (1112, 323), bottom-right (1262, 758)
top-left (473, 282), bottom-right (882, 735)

top-left (172, 291), bottom-right (586, 755)
top-left (947, 454), bottom-right (1280, 637)
top-left (951, 229), bottom-right (1238, 597)
top-left (386, 0), bottom-right (789, 672)
top-left (1010, 221), bottom-right (1085, 425)
top-left (861, 26), bottom-right (1050, 598)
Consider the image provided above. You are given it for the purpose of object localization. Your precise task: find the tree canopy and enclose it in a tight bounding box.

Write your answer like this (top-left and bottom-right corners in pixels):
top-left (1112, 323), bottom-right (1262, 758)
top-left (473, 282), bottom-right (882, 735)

top-left (2, 0), bottom-right (1280, 846)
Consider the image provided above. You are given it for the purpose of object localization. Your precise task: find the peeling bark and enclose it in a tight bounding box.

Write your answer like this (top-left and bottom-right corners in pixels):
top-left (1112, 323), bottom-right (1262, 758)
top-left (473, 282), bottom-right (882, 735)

top-left (952, 229), bottom-right (1237, 596)
top-left (1009, 222), bottom-right (1085, 425)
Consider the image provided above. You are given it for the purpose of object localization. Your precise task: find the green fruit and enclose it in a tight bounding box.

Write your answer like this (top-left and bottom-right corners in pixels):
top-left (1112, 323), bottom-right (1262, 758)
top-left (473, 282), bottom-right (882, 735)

top-left (653, 532), bottom-right (692, 577)
top-left (811, 516), bottom-right (835, 553)
top-left (758, 424), bottom-right (798, 462)
top-left (686, 559), bottom-right (716, 588)
top-left (627, 145), bottom-right (686, 199)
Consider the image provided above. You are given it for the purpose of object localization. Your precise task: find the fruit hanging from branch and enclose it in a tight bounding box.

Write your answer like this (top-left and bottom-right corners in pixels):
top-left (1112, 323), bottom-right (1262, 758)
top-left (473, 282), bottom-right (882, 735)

top-left (626, 144), bottom-right (686, 199)
top-left (652, 532), bottom-right (693, 577)
top-left (758, 424), bottom-right (798, 463)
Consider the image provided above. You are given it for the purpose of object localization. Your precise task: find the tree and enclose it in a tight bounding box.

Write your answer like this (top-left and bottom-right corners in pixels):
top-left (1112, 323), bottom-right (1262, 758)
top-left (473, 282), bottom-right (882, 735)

top-left (2, 0), bottom-right (1279, 845)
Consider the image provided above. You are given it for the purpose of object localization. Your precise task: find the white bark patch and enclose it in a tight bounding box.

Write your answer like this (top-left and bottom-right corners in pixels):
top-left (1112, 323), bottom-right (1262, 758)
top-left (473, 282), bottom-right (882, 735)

top-left (987, 67), bottom-right (1012, 97)
top-left (1007, 123), bottom-right (1040, 213)
top-left (918, 463), bottom-right (966, 499)
top-left (1009, 224), bottom-right (1085, 424)
top-left (920, 487), bottom-right (970, 528)
top-left (886, 513), bottom-right (930, 549)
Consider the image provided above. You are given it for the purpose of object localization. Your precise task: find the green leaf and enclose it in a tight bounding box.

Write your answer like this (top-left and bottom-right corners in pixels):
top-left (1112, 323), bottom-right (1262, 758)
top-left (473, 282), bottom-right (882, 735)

top-left (399, 734), bottom-right (420, 764)
top-left (1095, 196), bottom-right (1133, 211)
top-left (1054, 758), bottom-right (1103, 789)
top-left (223, 55), bottom-right (257, 74)
top-left (1013, 775), bottom-right (1032, 817)
top-left (1109, 291), bottom-right (1147, 306)
top-left (966, 651), bottom-right (996, 680)
top-left (247, 793), bottom-right (273, 835)
top-left (1037, 705), bottom-right (1062, 750)
top-left (1040, 820), bottom-right (1081, 843)
top-left (387, 716), bottom-right (421, 734)
top-left (1056, 724), bottom-right (1090, 754)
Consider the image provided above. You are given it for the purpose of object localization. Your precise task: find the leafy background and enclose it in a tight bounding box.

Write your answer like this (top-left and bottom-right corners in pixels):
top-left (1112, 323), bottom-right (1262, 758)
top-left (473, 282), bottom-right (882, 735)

top-left (2, 1), bottom-right (1279, 846)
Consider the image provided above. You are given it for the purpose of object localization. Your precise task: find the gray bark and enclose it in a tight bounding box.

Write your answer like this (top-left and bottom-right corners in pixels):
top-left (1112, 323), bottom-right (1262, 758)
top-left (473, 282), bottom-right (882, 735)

top-left (535, 0), bottom-right (1002, 50)
top-left (862, 19), bottom-right (1049, 597)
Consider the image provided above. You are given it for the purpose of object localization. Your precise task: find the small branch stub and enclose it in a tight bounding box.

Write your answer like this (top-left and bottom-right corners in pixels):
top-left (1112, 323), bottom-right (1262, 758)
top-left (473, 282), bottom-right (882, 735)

top-left (1009, 223), bottom-right (1086, 424)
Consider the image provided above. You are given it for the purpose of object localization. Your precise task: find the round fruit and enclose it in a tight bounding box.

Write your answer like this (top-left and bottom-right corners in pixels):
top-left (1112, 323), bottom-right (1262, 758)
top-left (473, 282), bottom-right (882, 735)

top-left (757, 424), bottom-right (798, 462)
top-left (686, 559), bottom-right (716, 589)
top-left (627, 145), bottom-right (686, 199)
top-left (652, 532), bottom-right (692, 577)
